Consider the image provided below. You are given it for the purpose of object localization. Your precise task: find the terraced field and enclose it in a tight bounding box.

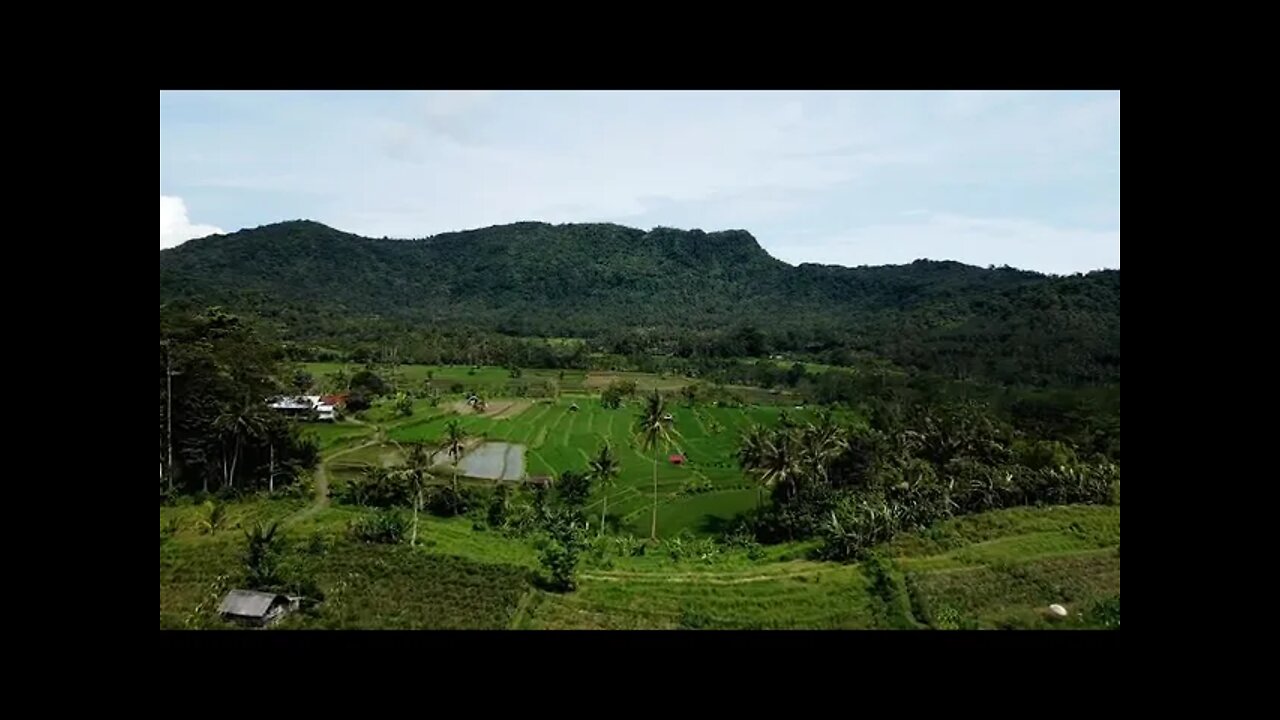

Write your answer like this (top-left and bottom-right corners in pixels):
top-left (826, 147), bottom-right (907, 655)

top-left (384, 397), bottom-right (817, 536)
top-left (160, 500), bottom-right (1119, 630)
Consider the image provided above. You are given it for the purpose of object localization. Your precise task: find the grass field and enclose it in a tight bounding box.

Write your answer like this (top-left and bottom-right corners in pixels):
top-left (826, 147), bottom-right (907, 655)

top-left (302, 362), bottom-right (798, 403)
top-left (160, 499), bottom-right (1118, 630)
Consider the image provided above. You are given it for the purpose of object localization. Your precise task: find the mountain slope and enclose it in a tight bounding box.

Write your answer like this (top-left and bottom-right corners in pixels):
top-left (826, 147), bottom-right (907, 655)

top-left (159, 220), bottom-right (1120, 384)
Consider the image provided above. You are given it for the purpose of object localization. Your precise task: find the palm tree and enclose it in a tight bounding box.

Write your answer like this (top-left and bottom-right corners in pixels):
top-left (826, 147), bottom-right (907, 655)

top-left (443, 419), bottom-right (467, 493)
top-left (405, 442), bottom-right (430, 546)
top-left (800, 417), bottom-right (847, 486)
top-left (587, 442), bottom-right (621, 536)
top-left (738, 425), bottom-right (771, 509)
top-left (213, 396), bottom-right (269, 490)
top-left (635, 390), bottom-right (677, 540)
top-left (740, 426), bottom-right (802, 503)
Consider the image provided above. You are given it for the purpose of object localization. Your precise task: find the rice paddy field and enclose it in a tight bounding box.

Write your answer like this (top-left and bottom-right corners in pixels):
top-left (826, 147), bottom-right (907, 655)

top-left (370, 396), bottom-right (823, 537)
top-left (161, 367), bottom-right (1118, 630)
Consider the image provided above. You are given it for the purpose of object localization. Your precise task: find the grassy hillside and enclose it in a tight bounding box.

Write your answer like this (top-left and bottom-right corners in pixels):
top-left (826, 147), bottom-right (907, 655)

top-left (160, 500), bottom-right (1118, 630)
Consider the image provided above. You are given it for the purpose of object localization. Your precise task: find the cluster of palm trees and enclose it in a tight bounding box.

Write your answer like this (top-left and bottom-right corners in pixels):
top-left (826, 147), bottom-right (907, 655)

top-left (737, 412), bottom-right (847, 507)
top-left (210, 396), bottom-right (286, 493)
top-left (734, 403), bottom-right (1121, 558)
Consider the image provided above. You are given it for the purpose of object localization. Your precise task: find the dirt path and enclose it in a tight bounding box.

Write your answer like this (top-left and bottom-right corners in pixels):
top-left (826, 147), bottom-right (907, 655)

top-left (285, 421), bottom-right (384, 526)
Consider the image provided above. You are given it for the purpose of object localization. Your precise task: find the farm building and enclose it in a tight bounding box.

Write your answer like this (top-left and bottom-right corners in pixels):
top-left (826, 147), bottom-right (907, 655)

top-left (526, 475), bottom-right (554, 488)
top-left (266, 395), bottom-right (335, 422)
top-left (217, 589), bottom-right (299, 627)
top-left (669, 454), bottom-right (685, 465)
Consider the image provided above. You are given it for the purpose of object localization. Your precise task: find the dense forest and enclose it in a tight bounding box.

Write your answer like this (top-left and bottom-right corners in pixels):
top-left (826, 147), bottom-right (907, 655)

top-left (159, 220), bottom-right (1120, 387)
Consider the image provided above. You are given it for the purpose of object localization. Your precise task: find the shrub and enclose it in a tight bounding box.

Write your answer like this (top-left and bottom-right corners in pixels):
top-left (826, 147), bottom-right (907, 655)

top-left (334, 467), bottom-right (414, 508)
top-left (537, 508), bottom-right (589, 591)
top-left (243, 522), bottom-right (285, 588)
top-left (427, 485), bottom-right (480, 517)
top-left (197, 501), bottom-right (230, 535)
top-left (394, 392), bottom-right (413, 417)
top-left (612, 534), bottom-right (648, 557)
top-left (1081, 595), bottom-right (1120, 629)
top-left (350, 509), bottom-right (408, 544)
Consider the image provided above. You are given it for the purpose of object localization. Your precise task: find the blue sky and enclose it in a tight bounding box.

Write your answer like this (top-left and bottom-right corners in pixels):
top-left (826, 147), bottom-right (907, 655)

top-left (160, 90), bottom-right (1119, 274)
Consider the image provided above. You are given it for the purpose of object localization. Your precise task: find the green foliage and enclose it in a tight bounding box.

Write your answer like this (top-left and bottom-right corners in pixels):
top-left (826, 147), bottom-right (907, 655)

top-left (538, 507), bottom-right (590, 591)
top-left (862, 551), bottom-right (917, 629)
top-left (291, 369), bottom-right (314, 393)
top-left (394, 391), bottom-right (413, 417)
top-left (350, 509), bottom-right (409, 544)
top-left (197, 501), bottom-right (230, 535)
top-left (161, 221), bottom-right (1119, 387)
top-left (160, 307), bottom-right (318, 495)
top-left (349, 368), bottom-right (388, 397)
top-left (243, 522), bottom-right (285, 587)
top-left (734, 400), bottom-right (1120, 560)
top-left (427, 485), bottom-right (480, 518)
top-left (487, 483), bottom-right (511, 528)
top-left (334, 467), bottom-right (414, 508)
top-left (1081, 595), bottom-right (1120, 629)
top-left (556, 470), bottom-right (593, 511)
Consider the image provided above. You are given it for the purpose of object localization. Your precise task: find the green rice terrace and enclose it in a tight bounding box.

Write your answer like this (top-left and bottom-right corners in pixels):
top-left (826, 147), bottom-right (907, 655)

top-left (159, 358), bottom-right (1120, 631)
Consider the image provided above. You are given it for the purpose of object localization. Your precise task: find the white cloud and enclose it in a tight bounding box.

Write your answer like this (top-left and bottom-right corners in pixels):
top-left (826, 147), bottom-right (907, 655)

top-left (160, 195), bottom-right (223, 249)
top-left (161, 91), bottom-right (1120, 273)
top-left (766, 212), bottom-right (1119, 275)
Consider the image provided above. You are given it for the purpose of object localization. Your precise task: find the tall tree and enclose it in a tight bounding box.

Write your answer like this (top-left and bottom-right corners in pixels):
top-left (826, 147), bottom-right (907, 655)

top-left (405, 442), bottom-right (430, 546)
top-left (635, 390), bottom-right (677, 540)
top-left (739, 425), bottom-right (802, 502)
top-left (443, 419), bottom-right (467, 493)
top-left (587, 442), bottom-right (621, 536)
top-left (213, 396), bottom-right (269, 490)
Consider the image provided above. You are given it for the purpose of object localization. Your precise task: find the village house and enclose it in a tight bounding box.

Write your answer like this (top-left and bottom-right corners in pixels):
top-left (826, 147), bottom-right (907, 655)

top-left (217, 589), bottom-right (300, 626)
top-left (266, 395), bottom-right (336, 422)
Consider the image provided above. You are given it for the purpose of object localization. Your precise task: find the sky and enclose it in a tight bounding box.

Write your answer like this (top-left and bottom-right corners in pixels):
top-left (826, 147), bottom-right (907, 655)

top-left (160, 90), bottom-right (1119, 274)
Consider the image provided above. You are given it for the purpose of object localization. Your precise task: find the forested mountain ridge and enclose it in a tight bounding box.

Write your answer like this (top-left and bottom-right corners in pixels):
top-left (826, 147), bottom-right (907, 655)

top-left (159, 220), bottom-right (1120, 385)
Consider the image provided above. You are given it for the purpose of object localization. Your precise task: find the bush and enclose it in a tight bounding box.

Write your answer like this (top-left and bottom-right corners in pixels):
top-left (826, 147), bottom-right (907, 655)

top-left (350, 510), bottom-right (408, 544)
top-left (394, 392), bottom-right (413, 417)
top-left (427, 485), bottom-right (481, 517)
top-left (863, 551), bottom-right (916, 629)
top-left (611, 534), bottom-right (648, 557)
top-left (817, 494), bottom-right (903, 561)
top-left (538, 508), bottom-right (589, 591)
top-left (334, 467), bottom-right (414, 508)
top-left (487, 484), bottom-right (510, 528)
top-left (197, 501), bottom-right (230, 535)
top-left (243, 522), bottom-right (285, 588)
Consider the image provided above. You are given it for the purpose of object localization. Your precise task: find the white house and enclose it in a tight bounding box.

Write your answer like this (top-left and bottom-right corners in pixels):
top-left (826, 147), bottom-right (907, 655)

top-left (266, 395), bottom-right (335, 422)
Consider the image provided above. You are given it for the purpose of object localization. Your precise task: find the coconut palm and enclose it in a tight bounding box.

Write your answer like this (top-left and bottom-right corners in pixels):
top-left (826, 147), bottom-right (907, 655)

top-left (443, 419), bottom-right (467, 493)
top-left (587, 442), bottom-right (621, 536)
top-left (738, 425), bottom-right (772, 508)
top-left (213, 396), bottom-right (269, 490)
top-left (405, 442), bottom-right (430, 546)
top-left (740, 426), bottom-right (802, 502)
top-left (800, 417), bottom-right (847, 485)
top-left (635, 390), bottom-right (677, 540)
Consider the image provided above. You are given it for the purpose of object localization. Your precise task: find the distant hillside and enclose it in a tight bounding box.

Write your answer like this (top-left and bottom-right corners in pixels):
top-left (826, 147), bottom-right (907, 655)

top-left (159, 220), bottom-right (1120, 385)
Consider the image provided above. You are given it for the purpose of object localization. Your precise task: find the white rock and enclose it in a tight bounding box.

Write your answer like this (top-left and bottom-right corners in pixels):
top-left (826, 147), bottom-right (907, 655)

top-left (1048, 604), bottom-right (1068, 617)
